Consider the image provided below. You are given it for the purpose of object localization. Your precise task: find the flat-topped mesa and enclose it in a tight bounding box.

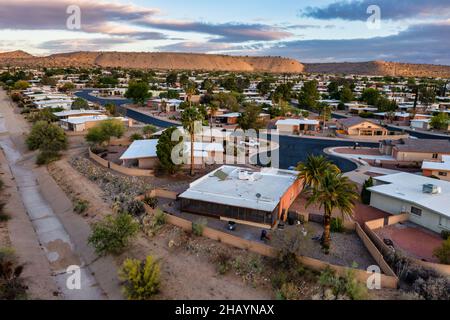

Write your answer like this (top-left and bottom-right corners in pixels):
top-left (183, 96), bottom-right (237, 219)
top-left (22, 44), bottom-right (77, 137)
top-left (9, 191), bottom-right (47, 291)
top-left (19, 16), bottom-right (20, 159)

top-left (304, 60), bottom-right (450, 78)
top-left (0, 51), bottom-right (304, 73)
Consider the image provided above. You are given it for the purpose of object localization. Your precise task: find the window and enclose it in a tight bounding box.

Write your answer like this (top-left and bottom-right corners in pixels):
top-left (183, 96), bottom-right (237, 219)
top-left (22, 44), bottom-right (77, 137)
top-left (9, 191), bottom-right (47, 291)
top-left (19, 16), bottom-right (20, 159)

top-left (411, 206), bottom-right (422, 216)
top-left (438, 171), bottom-right (448, 177)
top-left (432, 153), bottom-right (438, 159)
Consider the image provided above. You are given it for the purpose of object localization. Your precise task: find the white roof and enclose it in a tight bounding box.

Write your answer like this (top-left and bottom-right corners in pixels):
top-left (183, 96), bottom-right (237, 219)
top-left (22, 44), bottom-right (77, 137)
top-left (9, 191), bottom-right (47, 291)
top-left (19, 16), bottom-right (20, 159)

top-left (422, 156), bottom-right (450, 171)
top-left (184, 142), bottom-right (224, 153)
top-left (34, 99), bottom-right (73, 106)
top-left (61, 115), bottom-right (126, 125)
top-left (368, 172), bottom-right (450, 218)
top-left (218, 112), bottom-right (241, 118)
top-left (53, 110), bottom-right (103, 117)
top-left (276, 119), bottom-right (319, 126)
top-left (179, 165), bottom-right (299, 212)
top-left (120, 139), bottom-right (158, 160)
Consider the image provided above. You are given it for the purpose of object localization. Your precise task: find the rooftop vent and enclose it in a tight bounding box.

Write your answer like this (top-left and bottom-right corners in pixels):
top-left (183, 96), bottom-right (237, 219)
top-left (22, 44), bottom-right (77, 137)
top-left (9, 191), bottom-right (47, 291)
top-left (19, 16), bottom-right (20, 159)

top-left (422, 184), bottom-right (442, 195)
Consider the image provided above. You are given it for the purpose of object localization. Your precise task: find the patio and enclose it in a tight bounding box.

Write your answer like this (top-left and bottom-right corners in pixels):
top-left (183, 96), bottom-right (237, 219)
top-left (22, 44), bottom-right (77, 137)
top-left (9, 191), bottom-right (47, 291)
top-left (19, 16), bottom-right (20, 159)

top-left (374, 221), bottom-right (444, 263)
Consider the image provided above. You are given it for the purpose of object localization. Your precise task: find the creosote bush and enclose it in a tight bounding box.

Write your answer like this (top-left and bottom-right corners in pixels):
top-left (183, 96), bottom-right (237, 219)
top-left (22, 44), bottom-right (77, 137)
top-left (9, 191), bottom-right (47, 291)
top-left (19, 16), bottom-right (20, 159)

top-left (88, 213), bottom-right (139, 256)
top-left (0, 248), bottom-right (27, 300)
top-left (192, 218), bottom-right (207, 236)
top-left (119, 256), bottom-right (160, 300)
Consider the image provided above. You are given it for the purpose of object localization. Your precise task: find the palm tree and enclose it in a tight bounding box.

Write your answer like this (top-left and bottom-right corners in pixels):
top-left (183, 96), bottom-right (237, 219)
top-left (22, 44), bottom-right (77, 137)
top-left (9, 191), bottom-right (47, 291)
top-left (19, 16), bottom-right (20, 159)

top-left (184, 81), bottom-right (197, 108)
top-left (296, 154), bottom-right (340, 190)
top-left (306, 171), bottom-right (359, 251)
top-left (181, 106), bottom-right (203, 176)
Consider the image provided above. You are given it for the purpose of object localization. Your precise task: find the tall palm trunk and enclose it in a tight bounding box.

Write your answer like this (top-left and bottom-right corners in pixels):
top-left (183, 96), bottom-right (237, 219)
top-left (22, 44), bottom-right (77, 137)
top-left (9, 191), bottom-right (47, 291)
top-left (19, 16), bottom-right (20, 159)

top-left (321, 208), bottom-right (332, 252)
top-left (190, 133), bottom-right (195, 176)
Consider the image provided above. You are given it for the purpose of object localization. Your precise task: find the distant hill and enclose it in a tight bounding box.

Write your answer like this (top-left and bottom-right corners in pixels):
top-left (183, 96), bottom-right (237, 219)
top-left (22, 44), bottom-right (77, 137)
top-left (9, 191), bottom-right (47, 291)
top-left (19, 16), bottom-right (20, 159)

top-left (0, 50), bottom-right (34, 59)
top-left (0, 51), bottom-right (304, 73)
top-left (1, 50), bottom-right (449, 77)
top-left (304, 60), bottom-right (450, 78)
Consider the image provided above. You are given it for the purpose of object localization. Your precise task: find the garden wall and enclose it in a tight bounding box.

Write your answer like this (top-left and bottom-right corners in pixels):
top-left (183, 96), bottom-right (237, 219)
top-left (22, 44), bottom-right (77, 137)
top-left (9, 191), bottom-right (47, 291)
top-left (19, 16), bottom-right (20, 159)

top-left (147, 205), bottom-right (399, 288)
top-left (364, 214), bottom-right (450, 277)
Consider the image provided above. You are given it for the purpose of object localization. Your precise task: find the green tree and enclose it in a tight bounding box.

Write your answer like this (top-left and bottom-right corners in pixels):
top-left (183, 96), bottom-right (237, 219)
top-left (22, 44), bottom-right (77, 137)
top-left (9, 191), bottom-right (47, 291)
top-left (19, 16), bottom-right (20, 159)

top-left (339, 85), bottom-right (354, 103)
top-left (257, 79), bottom-right (272, 96)
top-left (212, 92), bottom-right (239, 112)
top-left (26, 121), bottom-right (68, 164)
top-left (272, 83), bottom-right (293, 104)
top-left (361, 177), bottom-right (374, 205)
top-left (88, 213), bottom-right (139, 256)
top-left (119, 256), bottom-right (161, 300)
top-left (125, 81), bottom-right (151, 106)
top-left (85, 119), bottom-right (125, 146)
top-left (156, 127), bottom-right (182, 174)
top-left (59, 82), bottom-right (75, 93)
top-left (327, 81), bottom-right (340, 100)
top-left (361, 88), bottom-right (380, 106)
top-left (298, 80), bottom-right (320, 109)
top-left (71, 97), bottom-right (89, 110)
top-left (184, 81), bottom-right (197, 108)
top-left (181, 107), bottom-right (203, 176)
top-left (306, 171), bottom-right (359, 251)
top-left (419, 86), bottom-right (436, 106)
top-left (430, 113), bottom-right (449, 130)
top-left (166, 71), bottom-right (178, 87)
top-left (237, 103), bottom-right (263, 131)
top-left (201, 78), bottom-right (214, 93)
top-left (296, 155), bottom-right (340, 190)
top-left (375, 96), bottom-right (397, 112)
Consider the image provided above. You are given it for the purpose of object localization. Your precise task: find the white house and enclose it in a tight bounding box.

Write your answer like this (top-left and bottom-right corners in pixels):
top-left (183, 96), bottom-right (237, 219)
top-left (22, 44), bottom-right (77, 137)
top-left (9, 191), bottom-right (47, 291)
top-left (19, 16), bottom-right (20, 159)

top-left (119, 139), bottom-right (159, 169)
top-left (60, 115), bottom-right (131, 132)
top-left (368, 173), bottom-right (450, 234)
top-left (34, 99), bottom-right (74, 110)
top-left (422, 155), bottom-right (450, 182)
top-left (276, 119), bottom-right (320, 134)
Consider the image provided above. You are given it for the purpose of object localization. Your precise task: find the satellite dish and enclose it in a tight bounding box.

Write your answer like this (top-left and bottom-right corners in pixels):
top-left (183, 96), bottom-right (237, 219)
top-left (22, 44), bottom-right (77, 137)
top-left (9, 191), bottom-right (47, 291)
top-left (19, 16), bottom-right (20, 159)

top-left (256, 193), bottom-right (261, 199)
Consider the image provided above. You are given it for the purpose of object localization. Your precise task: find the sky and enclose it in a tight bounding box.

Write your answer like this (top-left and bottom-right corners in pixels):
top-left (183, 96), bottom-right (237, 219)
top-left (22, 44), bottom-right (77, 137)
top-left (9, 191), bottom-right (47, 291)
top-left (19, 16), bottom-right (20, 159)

top-left (0, 0), bottom-right (449, 64)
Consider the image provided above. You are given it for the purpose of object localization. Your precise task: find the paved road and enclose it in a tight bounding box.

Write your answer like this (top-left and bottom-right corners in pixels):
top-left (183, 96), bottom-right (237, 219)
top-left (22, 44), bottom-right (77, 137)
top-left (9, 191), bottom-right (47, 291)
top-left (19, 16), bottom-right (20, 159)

top-left (74, 89), bottom-right (131, 106)
top-left (77, 92), bottom-right (376, 172)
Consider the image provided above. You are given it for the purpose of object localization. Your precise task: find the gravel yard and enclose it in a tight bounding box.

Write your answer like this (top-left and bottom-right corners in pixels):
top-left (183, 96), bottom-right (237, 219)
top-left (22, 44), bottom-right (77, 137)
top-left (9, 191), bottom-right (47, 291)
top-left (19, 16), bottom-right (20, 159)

top-left (299, 222), bottom-right (376, 270)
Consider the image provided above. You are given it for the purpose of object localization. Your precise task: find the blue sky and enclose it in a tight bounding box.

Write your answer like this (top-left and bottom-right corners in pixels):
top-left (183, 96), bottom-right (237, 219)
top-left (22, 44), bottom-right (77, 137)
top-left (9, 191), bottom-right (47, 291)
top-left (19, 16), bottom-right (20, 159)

top-left (0, 0), bottom-right (449, 64)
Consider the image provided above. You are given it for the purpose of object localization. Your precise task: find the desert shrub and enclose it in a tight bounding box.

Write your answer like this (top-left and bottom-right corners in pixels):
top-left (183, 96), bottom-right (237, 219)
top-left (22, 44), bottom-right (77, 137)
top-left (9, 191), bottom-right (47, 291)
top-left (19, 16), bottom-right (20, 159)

top-left (144, 209), bottom-right (167, 236)
top-left (330, 217), bottom-right (344, 233)
top-left (88, 213), bottom-right (139, 256)
top-left (214, 251), bottom-right (232, 275)
top-left (36, 150), bottom-right (61, 165)
top-left (361, 177), bottom-right (373, 205)
top-left (412, 277), bottom-right (450, 300)
top-left (129, 133), bottom-right (143, 142)
top-left (271, 270), bottom-right (289, 290)
top-left (318, 266), bottom-right (367, 300)
top-left (272, 226), bottom-right (307, 269)
top-left (433, 238), bottom-right (450, 265)
top-left (441, 230), bottom-right (450, 240)
top-left (73, 199), bottom-right (89, 215)
top-left (142, 196), bottom-right (158, 209)
top-left (126, 200), bottom-right (146, 217)
top-left (0, 202), bottom-right (10, 222)
top-left (277, 282), bottom-right (300, 300)
top-left (192, 218), bottom-right (207, 236)
top-left (0, 248), bottom-right (27, 300)
top-left (119, 256), bottom-right (160, 300)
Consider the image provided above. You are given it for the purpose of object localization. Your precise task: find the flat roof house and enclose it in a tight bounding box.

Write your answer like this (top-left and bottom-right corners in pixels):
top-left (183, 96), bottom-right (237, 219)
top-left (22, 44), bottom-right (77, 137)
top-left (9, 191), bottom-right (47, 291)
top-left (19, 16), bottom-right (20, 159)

top-left (422, 155), bottom-right (450, 182)
top-left (60, 115), bottom-right (131, 132)
top-left (368, 173), bottom-right (450, 234)
top-left (179, 165), bottom-right (303, 228)
top-left (386, 138), bottom-right (450, 162)
top-left (336, 117), bottom-right (388, 137)
top-left (276, 118), bottom-right (320, 135)
top-left (119, 139), bottom-right (159, 169)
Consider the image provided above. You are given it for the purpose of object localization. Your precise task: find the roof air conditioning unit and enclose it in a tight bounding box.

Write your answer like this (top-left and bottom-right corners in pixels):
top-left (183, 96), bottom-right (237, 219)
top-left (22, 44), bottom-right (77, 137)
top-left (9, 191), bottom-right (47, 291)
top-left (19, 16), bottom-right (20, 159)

top-left (422, 184), bottom-right (441, 194)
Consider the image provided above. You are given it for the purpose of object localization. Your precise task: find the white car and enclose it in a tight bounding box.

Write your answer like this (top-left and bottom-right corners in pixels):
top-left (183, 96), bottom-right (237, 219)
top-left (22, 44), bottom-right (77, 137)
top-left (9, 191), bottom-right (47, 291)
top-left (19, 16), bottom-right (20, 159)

top-left (239, 139), bottom-right (260, 148)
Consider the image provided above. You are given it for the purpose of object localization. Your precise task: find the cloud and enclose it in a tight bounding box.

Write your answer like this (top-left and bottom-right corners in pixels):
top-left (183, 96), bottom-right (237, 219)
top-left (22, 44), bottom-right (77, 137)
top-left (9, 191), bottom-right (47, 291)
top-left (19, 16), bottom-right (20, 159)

top-left (300, 0), bottom-right (450, 21)
top-left (37, 38), bottom-right (135, 52)
top-left (249, 23), bottom-right (450, 65)
top-left (0, 0), bottom-right (292, 43)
